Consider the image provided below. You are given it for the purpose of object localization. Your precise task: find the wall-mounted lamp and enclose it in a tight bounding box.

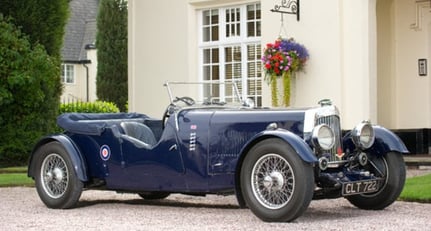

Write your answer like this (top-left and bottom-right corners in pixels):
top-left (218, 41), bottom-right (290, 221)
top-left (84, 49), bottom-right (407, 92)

top-left (270, 0), bottom-right (300, 21)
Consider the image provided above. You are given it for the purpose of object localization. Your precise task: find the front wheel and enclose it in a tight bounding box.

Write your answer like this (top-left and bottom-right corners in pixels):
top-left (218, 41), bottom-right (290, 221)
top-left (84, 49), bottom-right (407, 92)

top-left (34, 141), bottom-right (83, 209)
top-left (240, 138), bottom-right (314, 222)
top-left (346, 152), bottom-right (406, 210)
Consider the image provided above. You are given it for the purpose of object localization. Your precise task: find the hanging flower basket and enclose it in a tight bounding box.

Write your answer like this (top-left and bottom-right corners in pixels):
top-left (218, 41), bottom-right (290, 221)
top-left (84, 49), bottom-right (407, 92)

top-left (262, 38), bottom-right (309, 107)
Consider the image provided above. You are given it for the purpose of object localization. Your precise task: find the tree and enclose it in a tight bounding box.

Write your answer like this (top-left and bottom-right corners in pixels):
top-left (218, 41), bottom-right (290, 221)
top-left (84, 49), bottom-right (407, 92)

top-left (96, 0), bottom-right (128, 112)
top-left (0, 16), bottom-right (63, 166)
top-left (0, 0), bottom-right (69, 59)
top-left (0, 0), bottom-right (68, 166)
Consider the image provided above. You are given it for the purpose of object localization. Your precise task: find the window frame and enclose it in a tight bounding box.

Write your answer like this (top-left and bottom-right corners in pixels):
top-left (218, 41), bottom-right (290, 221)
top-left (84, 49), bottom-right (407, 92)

top-left (61, 64), bottom-right (76, 84)
top-left (198, 3), bottom-right (261, 105)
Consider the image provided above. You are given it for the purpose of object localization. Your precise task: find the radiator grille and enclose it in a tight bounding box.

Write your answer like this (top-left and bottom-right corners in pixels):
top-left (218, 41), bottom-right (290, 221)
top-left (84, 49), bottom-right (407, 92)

top-left (316, 115), bottom-right (342, 162)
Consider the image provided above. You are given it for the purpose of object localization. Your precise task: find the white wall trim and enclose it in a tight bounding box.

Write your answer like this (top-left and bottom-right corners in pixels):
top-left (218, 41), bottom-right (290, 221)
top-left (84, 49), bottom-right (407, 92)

top-left (410, 0), bottom-right (431, 31)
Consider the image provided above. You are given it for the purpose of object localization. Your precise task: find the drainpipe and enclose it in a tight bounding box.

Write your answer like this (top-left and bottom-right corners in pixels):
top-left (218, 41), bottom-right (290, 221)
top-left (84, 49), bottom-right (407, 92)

top-left (82, 62), bottom-right (89, 102)
top-left (83, 43), bottom-right (96, 102)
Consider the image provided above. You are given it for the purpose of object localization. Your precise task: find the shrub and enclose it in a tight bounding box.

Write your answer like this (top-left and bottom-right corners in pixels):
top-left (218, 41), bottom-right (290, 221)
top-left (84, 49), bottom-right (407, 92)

top-left (0, 16), bottom-right (62, 166)
top-left (60, 101), bottom-right (120, 113)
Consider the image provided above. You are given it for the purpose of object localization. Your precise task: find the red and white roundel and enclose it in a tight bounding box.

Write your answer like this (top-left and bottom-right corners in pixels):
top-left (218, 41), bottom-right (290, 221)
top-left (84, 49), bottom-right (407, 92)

top-left (100, 145), bottom-right (111, 161)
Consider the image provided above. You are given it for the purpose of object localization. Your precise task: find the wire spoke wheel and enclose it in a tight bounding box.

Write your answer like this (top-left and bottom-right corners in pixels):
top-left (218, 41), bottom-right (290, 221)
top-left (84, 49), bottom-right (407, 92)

top-left (251, 154), bottom-right (294, 209)
top-left (34, 141), bottom-right (83, 209)
top-left (41, 153), bottom-right (69, 199)
top-left (240, 138), bottom-right (314, 222)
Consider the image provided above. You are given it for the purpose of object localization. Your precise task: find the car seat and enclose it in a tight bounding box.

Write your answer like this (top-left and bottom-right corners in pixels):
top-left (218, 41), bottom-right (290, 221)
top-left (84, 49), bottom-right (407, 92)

top-left (120, 121), bottom-right (157, 148)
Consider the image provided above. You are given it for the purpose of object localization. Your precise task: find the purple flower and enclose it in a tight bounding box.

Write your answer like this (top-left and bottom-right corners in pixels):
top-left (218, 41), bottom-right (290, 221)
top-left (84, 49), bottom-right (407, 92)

top-left (280, 39), bottom-right (309, 60)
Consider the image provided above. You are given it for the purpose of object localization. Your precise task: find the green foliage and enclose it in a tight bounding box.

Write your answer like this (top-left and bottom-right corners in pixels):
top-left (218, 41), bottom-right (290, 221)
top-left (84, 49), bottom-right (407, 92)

top-left (60, 101), bottom-right (120, 113)
top-left (399, 173), bottom-right (431, 203)
top-left (0, 16), bottom-right (63, 167)
top-left (96, 0), bottom-right (128, 112)
top-left (0, 0), bottom-right (69, 58)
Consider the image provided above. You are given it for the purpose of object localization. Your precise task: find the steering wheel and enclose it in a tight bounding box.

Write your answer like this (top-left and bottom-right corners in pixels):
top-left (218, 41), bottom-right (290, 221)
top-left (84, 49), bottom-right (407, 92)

top-left (174, 96), bottom-right (195, 106)
top-left (162, 97), bottom-right (195, 129)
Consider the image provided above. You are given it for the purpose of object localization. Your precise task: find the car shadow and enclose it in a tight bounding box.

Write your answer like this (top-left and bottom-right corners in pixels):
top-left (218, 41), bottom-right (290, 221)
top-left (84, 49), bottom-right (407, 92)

top-left (299, 205), bottom-right (362, 222)
top-left (75, 197), bottom-right (241, 210)
top-left (74, 198), bottom-right (373, 223)
top-left (73, 193), bottom-right (377, 222)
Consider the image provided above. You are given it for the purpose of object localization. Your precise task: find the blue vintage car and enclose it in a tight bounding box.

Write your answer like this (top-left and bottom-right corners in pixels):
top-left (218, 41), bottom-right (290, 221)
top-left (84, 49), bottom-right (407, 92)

top-left (28, 82), bottom-right (408, 222)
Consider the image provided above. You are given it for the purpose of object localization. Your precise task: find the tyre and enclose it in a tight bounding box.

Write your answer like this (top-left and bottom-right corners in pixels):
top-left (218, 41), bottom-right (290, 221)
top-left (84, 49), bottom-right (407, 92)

top-left (240, 138), bottom-right (314, 222)
top-left (138, 192), bottom-right (170, 200)
top-left (346, 152), bottom-right (406, 210)
top-left (34, 141), bottom-right (83, 209)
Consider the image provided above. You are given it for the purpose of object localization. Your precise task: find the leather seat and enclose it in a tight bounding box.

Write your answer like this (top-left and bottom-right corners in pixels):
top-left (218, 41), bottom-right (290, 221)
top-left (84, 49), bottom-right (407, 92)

top-left (120, 122), bottom-right (157, 148)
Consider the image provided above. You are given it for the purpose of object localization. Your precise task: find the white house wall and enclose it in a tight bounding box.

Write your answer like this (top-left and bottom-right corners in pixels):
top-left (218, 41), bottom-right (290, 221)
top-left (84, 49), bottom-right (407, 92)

top-left (129, 0), bottom-right (430, 130)
top-left (128, 0), bottom-right (192, 117)
top-left (377, 0), bottom-right (397, 128)
top-left (393, 0), bottom-right (431, 129)
top-left (376, 0), bottom-right (431, 129)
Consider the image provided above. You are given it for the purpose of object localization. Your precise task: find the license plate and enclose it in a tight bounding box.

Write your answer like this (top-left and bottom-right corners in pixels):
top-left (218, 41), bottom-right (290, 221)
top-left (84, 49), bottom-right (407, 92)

top-left (342, 180), bottom-right (379, 196)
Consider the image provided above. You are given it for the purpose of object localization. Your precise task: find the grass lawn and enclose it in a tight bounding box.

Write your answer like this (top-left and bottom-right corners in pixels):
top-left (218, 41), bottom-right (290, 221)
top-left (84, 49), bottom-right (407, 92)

top-left (399, 173), bottom-right (431, 203)
top-left (0, 166), bottom-right (33, 187)
top-left (0, 173), bottom-right (34, 187)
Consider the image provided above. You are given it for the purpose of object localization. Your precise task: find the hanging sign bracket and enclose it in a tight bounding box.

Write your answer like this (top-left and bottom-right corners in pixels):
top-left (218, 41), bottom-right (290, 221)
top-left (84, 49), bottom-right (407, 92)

top-left (270, 0), bottom-right (300, 21)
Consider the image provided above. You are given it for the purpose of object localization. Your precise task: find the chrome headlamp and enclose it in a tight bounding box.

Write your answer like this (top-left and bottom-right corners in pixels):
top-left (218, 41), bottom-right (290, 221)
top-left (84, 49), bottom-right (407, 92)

top-left (352, 121), bottom-right (375, 149)
top-left (311, 124), bottom-right (335, 151)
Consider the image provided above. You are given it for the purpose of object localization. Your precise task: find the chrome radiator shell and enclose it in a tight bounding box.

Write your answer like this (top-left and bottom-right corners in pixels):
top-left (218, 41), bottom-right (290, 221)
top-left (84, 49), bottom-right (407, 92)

top-left (304, 104), bottom-right (343, 163)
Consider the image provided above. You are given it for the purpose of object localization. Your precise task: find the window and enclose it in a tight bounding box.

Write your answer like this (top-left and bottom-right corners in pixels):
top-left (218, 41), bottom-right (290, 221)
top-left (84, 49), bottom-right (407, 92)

top-left (61, 64), bottom-right (75, 84)
top-left (199, 3), bottom-right (262, 105)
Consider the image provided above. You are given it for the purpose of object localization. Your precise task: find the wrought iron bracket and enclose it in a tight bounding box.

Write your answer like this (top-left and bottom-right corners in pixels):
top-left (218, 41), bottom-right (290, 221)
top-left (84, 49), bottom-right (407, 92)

top-left (270, 0), bottom-right (300, 21)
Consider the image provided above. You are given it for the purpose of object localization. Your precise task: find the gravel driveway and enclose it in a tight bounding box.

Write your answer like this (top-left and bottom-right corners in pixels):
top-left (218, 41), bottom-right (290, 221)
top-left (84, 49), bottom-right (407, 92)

top-left (1, 185), bottom-right (430, 231)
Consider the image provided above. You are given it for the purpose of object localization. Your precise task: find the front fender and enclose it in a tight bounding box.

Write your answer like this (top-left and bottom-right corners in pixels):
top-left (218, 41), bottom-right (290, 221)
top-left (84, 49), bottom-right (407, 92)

top-left (234, 129), bottom-right (317, 208)
top-left (371, 126), bottom-right (409, 155)
top-left (343, 126), bottom-right (409, 156)
top-left (28, 134), bottom-right (88, 182)
top-left (240, 129), bottom-right (317, 164)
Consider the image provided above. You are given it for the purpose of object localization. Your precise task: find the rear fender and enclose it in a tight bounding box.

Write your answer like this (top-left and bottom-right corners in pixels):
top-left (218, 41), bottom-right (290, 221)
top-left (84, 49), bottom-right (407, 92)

top-left (28, 134), bottom-right (88, 182)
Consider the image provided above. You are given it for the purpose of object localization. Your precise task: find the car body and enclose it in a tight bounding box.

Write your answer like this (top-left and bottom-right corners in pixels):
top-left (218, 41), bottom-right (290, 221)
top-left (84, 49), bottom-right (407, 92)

top-left (28, 82), bottom-right (408, 222)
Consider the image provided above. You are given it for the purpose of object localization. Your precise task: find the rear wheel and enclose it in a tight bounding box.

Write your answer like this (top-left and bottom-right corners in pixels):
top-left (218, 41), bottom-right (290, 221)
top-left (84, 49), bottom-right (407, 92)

top-left (346, 152), bottom-right (406, 210)
top-left (240, 138), bottom-right (314, 222)
top-left (34, 141), bottom-right (83, 209)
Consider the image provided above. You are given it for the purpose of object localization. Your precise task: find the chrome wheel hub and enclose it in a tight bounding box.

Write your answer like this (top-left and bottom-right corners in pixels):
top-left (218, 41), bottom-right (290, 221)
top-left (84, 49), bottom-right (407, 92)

top-left (52, 168), bottom-right (64, 184)
top-left (262, 172), bottom-right (285, 191)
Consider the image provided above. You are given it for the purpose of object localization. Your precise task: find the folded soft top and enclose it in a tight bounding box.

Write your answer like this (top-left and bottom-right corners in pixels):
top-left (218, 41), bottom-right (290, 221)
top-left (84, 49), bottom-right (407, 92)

top-left (57, 113), bottom-right (149, 135)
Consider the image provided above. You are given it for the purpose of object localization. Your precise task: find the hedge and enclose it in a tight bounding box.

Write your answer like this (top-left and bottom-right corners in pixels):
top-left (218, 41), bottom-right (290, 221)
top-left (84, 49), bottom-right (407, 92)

top-left (60, 101), bottom-right (120, 113)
